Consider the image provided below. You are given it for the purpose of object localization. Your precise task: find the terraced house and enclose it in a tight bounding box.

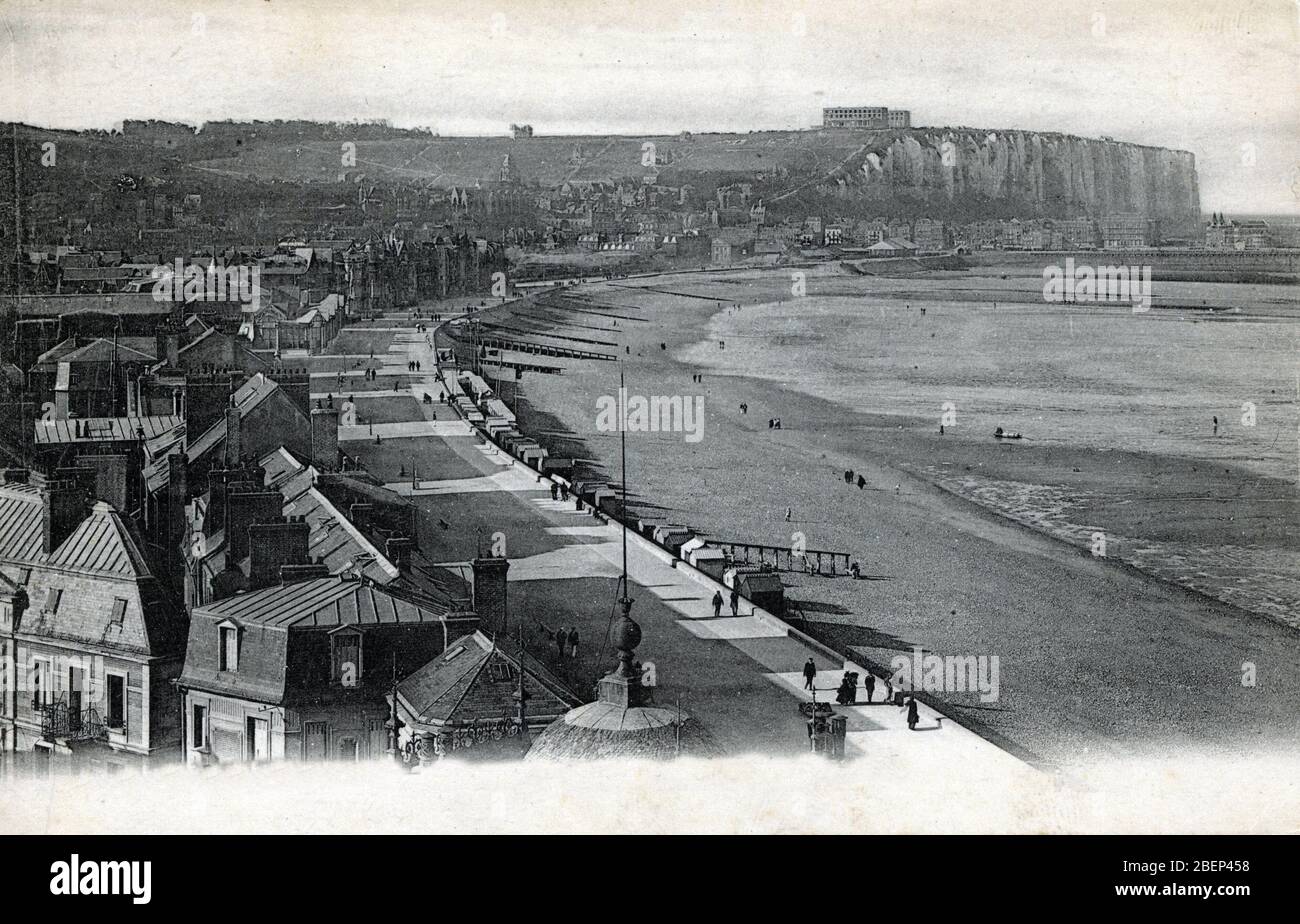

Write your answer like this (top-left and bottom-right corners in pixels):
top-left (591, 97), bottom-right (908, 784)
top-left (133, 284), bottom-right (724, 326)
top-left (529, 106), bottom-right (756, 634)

top-left (0, 473), bottom-right (188, 772)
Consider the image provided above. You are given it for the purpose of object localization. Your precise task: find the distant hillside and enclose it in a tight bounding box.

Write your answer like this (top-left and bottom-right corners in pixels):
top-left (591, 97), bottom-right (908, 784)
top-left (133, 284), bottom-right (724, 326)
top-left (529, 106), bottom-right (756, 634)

top-left (2, 120), bottom-right (1202, 234)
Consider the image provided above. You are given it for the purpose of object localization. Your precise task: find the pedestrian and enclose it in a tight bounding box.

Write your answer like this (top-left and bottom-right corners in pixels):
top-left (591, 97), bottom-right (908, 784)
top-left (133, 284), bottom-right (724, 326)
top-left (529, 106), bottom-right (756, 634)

top-left (785, 506), bottom-right (792, 522)
top-left (1213, 415), bottom-right (1219, 436)
top-left (730, 587), bottom-right (739, 617)
top-left (551, 483), bottom-right (559, 500)
top-left (844, 469), bottom-right (852, 484)
top-left (712, 590), bottom-right (723, 618)
top-left (567, 627), bottom-right (580, 659)
top-left (864, 673), bottom-right (875, 703)
top-left (905, 695), bottom-right (919, 730)
top-left (555, 626), bottom-right (567, 659)
top-left (802, 658), bottom-right (817, 691)
top-left (857, 474), bottom-right (866, 489)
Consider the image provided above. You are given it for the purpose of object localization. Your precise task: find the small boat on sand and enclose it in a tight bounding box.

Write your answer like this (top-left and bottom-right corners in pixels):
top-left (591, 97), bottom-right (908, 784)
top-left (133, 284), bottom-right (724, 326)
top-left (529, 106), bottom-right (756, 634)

top-left (993, 427), bottom-right (1023, 440)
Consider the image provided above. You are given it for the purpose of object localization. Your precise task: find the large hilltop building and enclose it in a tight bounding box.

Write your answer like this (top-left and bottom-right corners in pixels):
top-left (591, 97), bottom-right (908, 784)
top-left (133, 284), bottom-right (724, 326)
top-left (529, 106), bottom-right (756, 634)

top-left (822, 106), bottom-right (911, 129)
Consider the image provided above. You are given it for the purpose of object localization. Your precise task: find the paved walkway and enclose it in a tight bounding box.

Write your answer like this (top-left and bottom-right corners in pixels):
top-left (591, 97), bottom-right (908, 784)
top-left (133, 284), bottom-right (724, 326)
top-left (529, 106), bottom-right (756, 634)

top-left (328, 319), bottom-right (1028, 777)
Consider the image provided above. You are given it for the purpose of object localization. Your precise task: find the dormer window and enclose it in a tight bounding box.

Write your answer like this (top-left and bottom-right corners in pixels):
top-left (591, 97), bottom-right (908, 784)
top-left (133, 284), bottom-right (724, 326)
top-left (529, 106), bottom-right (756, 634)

top-left (330, 628), bottom-right (362, 687)
top-left (45, 588), bottom-right (62, 613)
top-left (218, 621), bottom-right (240, 672)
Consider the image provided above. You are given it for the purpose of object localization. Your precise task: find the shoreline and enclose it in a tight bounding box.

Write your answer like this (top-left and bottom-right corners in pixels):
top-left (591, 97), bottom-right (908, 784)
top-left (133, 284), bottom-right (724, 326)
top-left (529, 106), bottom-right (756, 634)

top-left (470, 266), bottom-right (1300, 764)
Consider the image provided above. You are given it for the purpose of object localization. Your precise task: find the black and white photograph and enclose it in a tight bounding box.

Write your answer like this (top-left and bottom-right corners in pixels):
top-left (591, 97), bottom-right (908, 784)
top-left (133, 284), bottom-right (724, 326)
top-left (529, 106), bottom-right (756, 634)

top-left (0, 0), bottom-right (1294, 890)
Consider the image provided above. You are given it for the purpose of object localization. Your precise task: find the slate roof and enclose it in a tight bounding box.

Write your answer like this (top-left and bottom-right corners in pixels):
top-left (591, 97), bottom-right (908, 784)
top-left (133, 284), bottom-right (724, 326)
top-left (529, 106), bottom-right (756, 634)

top-left (1, 293), bottom-right (172, 318)
top-left (195, 575), bottom-right (448, 628)
top-left (0, 493), bottom-right (184, 656)
top-left (395, 631), bottom-right (578, 729)
top-left (34, 415), bottom-right (184, 445)
top-left (184, 373), bottom-right (281, 464)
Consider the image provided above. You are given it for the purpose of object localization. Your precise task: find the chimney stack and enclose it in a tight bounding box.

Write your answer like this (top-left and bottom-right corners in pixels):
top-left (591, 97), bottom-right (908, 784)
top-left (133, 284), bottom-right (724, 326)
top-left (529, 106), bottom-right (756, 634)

top-left (224, 404), bottom-right (242, 466)
top-left (248, 518), bottom-right (310, 589)
top-left (225, 487), bottom-right (283, 564)
top-left (42, 480), bottom-right (87, 554)
top-left (471, 556), bottom-right (509, 635)
top-left (310, 405), bottom-right (340, 471)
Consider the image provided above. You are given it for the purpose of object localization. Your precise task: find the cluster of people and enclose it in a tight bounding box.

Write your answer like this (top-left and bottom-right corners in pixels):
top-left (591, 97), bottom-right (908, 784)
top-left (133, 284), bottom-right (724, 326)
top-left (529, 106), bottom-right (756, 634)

top-left (843, 468), bottom-right (866, 489)
top-left (362, 367), bottom-right (380, 382)
top-left (835, 671), bottom-right (861, 704)
top-left (710, 588), bottom-right (740, 618)
top-left (406, 360), bottom-right (423, 372)
top-left (549, 482), bottom-right (571, 502)
top-left (553, 626), bottom-right (580, 660)
top-left (768, 418), bottom-right (782, 429)
top-left (690, 373), bottom-right (704, 383)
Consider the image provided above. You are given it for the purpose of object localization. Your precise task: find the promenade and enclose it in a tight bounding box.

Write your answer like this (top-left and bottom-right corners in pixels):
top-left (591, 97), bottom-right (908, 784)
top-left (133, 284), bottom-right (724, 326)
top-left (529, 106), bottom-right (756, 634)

top-left (331, 309), bottom-right (1027, 781)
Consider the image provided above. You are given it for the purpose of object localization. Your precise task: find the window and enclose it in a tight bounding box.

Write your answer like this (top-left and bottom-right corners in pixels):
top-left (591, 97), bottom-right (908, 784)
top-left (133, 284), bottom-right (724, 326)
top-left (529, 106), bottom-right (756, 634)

top-left (106, 673), bottom-right (125, 729)
top-left (192, 703), bottom-right (207, 749)
top-left (110, 598), bottom-right (127, 625)
top-left (331, 630), bottom-right (361, 686)
top-left (487, 658), bottom-right (514, 683)
top-left (219, 625), bottom-right (238, 672)
top-left (30, 658), bottom-right (49, 709)
top-left (44, 588), bottom-right (62, 613)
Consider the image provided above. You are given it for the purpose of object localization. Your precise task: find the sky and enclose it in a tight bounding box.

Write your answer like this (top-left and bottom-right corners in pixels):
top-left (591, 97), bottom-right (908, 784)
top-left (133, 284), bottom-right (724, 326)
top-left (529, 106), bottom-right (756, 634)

top-left (1, 0), bottom-right (1296, 213)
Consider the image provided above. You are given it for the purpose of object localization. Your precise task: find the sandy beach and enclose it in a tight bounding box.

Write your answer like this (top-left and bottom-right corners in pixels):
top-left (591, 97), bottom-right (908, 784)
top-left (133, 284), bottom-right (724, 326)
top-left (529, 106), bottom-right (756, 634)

top-left (467, 265), bottom-right (1300, 766)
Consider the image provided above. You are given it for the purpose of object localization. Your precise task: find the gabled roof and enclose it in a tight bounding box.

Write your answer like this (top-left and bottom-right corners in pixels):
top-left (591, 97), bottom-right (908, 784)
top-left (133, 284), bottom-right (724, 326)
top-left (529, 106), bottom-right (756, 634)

top-left (185, 372), bottom-right (281, 463)
top-left (395, 631), bottom-right (578, 729)
top-left (261, 448), bottom-right (399, 584)
top-left (195, 575), bottom-right (447, 628)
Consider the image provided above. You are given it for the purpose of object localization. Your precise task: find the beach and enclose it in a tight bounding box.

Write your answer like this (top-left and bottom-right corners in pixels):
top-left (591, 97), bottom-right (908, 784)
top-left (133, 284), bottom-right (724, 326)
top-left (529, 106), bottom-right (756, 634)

top-left (475, 264), bottom-right (1300, 766)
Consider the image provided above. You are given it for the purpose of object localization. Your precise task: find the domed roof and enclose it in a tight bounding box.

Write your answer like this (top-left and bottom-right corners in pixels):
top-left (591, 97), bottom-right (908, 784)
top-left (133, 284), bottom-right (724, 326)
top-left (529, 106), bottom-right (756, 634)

top-left (524, 700), bottom-right (720, 762)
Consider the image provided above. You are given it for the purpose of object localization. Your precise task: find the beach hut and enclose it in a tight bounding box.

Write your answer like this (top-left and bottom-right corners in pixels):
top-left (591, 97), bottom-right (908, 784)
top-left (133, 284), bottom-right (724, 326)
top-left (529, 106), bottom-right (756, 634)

top-left (591, 487), bottom-right (617, 511)
top-left (574, 481), bottom-right (606, 503)
top-left (541, 458), bottom-right (574, 478)
top-left (652, 524), bottom-right (688, 545)
top-left (637, 515), bottom-right (667, 537)
top-left (689, 547), bottom-right (729, 579)
top-left (678, 536), bottom-right (707, 560)
top-left (736, 572), bottom-right (785, 616)
top-left (521, 446), bottom-right (548, 467)
top-left (662, 531), bottom-right (695, 555)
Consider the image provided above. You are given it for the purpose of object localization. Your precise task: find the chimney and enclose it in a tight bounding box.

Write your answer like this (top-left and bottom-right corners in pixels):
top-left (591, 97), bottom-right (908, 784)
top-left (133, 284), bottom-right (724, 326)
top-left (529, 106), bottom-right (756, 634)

top-left (471, 557), bottom-right (509, 635)
top-left (384, 535), bottom-right (413, 568)
top-left (224, 404), bottom-right (242, 466)
top-left (42, 480), bottom-right (87, 554)
top-left (310, 405), bottom-right (339, 471)
top-left (76, 454), bottom-right (130, 512)
top-left (248, 518), bottom-right (309, 589)
top-left (225, 487), bottom-right (283, 565)
top-left (279, 561), bottom-right (331, 585)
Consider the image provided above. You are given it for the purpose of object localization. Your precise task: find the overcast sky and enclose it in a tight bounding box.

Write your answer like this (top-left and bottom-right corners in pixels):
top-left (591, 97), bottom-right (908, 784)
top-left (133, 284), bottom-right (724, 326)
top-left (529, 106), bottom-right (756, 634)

top-left (1, 0), bottom-right (1296, 212)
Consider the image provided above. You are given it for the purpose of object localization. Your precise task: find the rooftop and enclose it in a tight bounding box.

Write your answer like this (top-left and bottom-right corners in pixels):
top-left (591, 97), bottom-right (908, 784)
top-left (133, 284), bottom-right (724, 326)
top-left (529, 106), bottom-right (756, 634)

top-left (195, 575), bottom-right (449, 628)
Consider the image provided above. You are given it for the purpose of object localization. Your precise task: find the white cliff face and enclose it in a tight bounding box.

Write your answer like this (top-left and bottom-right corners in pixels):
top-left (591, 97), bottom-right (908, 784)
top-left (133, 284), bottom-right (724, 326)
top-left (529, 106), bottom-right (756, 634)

top-left (844, 129), bottom-right (1200, 230)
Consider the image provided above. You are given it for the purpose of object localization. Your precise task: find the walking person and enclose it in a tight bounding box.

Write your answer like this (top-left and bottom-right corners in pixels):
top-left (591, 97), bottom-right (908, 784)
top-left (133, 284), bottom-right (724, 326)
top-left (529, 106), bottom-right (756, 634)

top-left (567, 627), bottom-right (580, 659)
top-left (551, 483), bottom-right (559, 501)
top-left (712, 590), bottom-right (723, 618)
top-left (802, 658), bottom-right (817, 691)
top-left (730, 587), bottom-right (739, 617)
top-left (905, 695), bottom-right (919, 730)
top-left (864, 673), bottom-right (875, 703)
top-left (555, 626), bottom-right (567, 660)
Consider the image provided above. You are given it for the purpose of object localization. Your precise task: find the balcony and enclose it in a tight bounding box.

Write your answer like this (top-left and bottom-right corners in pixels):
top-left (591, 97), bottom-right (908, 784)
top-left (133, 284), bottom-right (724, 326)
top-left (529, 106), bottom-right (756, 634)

top-left (36, 695), bottom-right (123, 743)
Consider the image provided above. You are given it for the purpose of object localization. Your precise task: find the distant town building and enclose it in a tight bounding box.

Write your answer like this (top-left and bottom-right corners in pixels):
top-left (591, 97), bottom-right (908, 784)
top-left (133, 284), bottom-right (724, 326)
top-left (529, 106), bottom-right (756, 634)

top-left (510, 124), bottom-right (533, 139)
top-left (1101, 213), bottom-right (1160, 249)
top-left (1205, 214), bottom-right (1270, 250)
top-left (822, 106), bottom-right (911, 129)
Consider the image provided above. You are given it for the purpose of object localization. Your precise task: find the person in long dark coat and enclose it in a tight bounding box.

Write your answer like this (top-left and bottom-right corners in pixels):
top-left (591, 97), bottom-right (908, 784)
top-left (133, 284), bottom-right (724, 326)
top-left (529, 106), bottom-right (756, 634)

top-left (857, 474), bottom-right (866, 489)
top-left (712, 590), bottom-right (723, 618)
top-left (864, 673), bottom-right (876, 703)
top-left (730, 588), bottom-right (739, 617)
top-left (555, 626), bottom-right (567, 659)
top-left (906, 696), bottom-right (919, 730)
top-left (567, 627), bottom-right (580, 659)
top-left (802, 658), bottom-right (817, 691)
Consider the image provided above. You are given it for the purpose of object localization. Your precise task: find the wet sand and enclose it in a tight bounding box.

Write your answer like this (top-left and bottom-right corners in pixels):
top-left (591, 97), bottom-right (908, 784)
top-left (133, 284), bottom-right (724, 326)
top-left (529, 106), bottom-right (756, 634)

top-left (479, 266), bottom-right (1300, 766)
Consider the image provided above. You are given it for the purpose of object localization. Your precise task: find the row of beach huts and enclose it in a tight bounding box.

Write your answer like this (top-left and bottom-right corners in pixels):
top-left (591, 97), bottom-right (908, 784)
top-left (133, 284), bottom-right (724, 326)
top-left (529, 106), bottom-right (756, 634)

top-left (447, 368), bottom-right (787, 617)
